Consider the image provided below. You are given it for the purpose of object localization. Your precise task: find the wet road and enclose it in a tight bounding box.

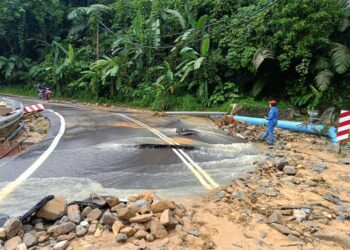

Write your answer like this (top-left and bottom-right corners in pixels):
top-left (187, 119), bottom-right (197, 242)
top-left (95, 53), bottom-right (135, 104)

top-left (0, 97), bottom-right (265, 216)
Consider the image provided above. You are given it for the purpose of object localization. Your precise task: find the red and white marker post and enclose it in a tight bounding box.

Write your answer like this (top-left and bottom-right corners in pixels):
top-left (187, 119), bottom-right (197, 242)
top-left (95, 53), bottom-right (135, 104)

top-left (24, 103), bottom-right (44, 113)
top-left (337, 110), bottom-right (350, 154)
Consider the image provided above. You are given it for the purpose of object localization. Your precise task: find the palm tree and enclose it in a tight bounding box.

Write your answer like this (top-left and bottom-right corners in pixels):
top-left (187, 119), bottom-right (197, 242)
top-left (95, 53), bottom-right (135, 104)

top-left (67, 4), bottom-right (111, 60)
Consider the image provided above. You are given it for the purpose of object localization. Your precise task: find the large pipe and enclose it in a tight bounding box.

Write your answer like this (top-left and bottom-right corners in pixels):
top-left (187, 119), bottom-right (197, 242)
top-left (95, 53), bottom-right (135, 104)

top-left (231, 115), bottom-right (337, 143)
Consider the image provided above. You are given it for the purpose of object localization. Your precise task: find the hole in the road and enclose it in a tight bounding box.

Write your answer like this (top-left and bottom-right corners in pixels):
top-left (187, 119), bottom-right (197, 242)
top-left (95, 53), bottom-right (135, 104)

top-left (136, 144), bottom-right (196, 150)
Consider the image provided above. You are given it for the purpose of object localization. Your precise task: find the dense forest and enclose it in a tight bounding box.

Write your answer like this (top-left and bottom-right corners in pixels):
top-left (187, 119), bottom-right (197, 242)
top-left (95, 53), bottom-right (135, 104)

top-left (0, 0), bottom-right (349, 110)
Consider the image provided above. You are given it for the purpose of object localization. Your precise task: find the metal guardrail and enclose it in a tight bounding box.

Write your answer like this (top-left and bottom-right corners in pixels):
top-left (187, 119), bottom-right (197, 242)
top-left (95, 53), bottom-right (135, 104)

top-left (0, 97), bottom-right (24, 130)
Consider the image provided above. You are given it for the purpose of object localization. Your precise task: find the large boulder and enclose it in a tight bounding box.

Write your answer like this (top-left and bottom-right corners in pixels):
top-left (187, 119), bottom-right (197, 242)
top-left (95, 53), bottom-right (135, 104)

top-left (160, 209), bottom-right (178, 229)
top-left (67, 205), bottom-right (81, 224)
top-left (47, 222), bottom-right (76, 237)
top-left (4, 218), bottom-right (22, 239)
top-left (129, 214), bottom-right (153, 223)
top-left (36, 197), bottom-right (66, 221)
top-left (4, 236), bottom-right (22, 250)
top-left (116, 208), bottom-right (135, 220)
top-left (86, 209), bottom-right (102, 220)
top-left (149, 219), bottom-right (168, 239)
top-left (151, 200), bottom-right (175, 213)
top-left (22, 232), bottom-right (37, 248)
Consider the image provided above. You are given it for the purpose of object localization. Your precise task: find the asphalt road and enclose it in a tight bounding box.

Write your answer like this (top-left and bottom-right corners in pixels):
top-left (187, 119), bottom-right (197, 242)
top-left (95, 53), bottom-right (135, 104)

top-left (0, 97), bottom-right (265, 217)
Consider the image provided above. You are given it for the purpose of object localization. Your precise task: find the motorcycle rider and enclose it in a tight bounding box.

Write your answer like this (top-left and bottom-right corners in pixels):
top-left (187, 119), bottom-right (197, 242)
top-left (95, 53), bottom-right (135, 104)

top-left (37, 82), bottom-right (47, 99)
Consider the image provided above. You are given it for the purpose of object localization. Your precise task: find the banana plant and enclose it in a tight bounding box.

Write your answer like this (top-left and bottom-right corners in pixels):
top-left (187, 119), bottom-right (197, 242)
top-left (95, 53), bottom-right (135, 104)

top-left (77, 56), bottom-right (122, 99)
top-left (68, 4), bottom-right (111, 59)
top-left (153, 61), bottom-right (175, 94)
top-left (175, 33), bottom-right (211, 102)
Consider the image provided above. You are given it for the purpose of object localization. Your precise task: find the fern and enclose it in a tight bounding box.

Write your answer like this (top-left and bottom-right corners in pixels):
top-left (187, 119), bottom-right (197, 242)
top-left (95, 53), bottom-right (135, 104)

top-left (330, 42), bottom-right (350, 74)
top-left (315, 69), bottom-right (333, 91)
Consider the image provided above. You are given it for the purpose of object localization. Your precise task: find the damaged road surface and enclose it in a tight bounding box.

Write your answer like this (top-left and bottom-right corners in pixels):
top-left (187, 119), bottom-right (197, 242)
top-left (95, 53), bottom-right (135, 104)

top-left (0, 98), bottom-right (265, 217)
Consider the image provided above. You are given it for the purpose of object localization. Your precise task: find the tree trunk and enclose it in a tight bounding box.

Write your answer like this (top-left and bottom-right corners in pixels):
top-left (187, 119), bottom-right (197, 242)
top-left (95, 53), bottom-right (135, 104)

top-left (96, 24), bottom-right (100, 60)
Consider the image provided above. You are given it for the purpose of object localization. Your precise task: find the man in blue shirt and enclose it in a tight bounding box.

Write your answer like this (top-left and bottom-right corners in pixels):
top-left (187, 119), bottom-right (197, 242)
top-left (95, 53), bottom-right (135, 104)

top-left (261, 100), bottom-right (279, 145)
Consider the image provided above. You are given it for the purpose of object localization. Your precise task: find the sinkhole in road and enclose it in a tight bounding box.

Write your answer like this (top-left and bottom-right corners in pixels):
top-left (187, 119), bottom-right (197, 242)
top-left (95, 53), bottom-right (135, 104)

top-left (0, 142), bottom-right (266, 217)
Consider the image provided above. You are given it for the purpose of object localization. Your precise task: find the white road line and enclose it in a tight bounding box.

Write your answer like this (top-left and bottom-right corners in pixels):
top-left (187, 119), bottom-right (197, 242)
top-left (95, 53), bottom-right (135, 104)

top-left (0, 110), bottom-right (66, 203)
top-left (114, 113), bottom-right (219, 189)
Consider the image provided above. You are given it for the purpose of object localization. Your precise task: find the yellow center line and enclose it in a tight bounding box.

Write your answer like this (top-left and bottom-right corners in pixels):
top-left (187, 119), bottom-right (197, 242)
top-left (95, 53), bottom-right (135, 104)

top-left (114, 113), bottom-right (219, 190)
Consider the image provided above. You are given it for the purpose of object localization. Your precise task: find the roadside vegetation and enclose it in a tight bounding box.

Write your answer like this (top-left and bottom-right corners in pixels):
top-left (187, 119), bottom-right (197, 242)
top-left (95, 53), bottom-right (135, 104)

top-left (0, 0), bottom-right (349, 111)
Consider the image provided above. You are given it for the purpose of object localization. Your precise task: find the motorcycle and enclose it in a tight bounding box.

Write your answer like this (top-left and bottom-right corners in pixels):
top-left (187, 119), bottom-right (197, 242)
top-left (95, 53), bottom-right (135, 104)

top-left (38, 87), bottom-right (52, 100)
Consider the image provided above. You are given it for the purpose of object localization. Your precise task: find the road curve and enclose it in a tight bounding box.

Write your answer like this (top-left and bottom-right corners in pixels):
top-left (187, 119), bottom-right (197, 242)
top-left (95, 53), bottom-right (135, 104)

top-left (0, 97), bottom-right (265, 217)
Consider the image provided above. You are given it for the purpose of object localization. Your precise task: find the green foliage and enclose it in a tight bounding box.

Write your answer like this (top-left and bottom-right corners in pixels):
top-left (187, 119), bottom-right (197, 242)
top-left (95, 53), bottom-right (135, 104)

top-left (0, 0), bottom-right (349, 111)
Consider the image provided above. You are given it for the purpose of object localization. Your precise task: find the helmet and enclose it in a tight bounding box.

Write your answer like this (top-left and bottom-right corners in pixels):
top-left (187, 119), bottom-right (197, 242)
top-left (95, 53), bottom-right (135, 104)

top-left (269, 100), bottom-right (277, 106)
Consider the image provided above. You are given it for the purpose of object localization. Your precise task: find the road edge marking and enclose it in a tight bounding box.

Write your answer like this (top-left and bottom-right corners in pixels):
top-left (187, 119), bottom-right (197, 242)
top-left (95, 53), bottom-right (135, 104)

top-left (0, 110), bottom-right (66, 202)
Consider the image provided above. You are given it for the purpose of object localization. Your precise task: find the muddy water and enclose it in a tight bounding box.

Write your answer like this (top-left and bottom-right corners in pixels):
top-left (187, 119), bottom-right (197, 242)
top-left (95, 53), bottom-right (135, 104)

top-left (0, 142), bottom-right (265, 218)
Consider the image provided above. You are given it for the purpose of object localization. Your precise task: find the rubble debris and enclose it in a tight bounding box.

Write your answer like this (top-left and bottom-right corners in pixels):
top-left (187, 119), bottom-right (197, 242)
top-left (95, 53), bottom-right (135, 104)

top-left (0, 192), bottom-right (196, 250)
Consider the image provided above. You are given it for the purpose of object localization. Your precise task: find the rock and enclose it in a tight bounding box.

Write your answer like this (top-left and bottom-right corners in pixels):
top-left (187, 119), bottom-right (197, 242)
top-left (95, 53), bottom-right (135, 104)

top-left (86, 209), bottom-right (102, 220)
top-left (4, 236), bottom-right (22, 250)
top-left (67, 205), bottom-right (81, 224)
top-left (134, 230), bottom-right (148, 240)
top-left (38, 234), bottom-right (50, 243)
top-left (216, 191), bottom-right (225, 199)
top-left (79, 221), bottom-right (89, 228)
top-left (120, 227), bottom-right (136, 237)
top-left (340, 159), bottom-right (350, 165)
top-left (75, 225), bottom-right (87, 237)
top-left (259, 230), bottom-right (267, 239)
top-left (81, 206), bottom-right (92, 219)
top-left (312, 163), bottom-right (328, 173)
top-left (255, 187), bottom-right (278, 197)
top-left (275, 158), bottom-right (289, 170)
top-left (149, 219), bottom-right (168, 239)
top-left (106, 196), bottom-right (119, 208)
top-left (90, 193), bottom-right (106, 207)
top-left (15, 243), bottom-right (27, 250)
top-left (232, 191), bottom-right (251, 204)
top-left (160, 209), bottom-right (178, 229)
top-left (130, 214), bottom-right (153, 223)
top-left (111, 204), bottom-right (125, 212)
top-left (293, 209), bottom-right (307, 222)
top-left (268, 211), bottom-right (286, 225)
top-left (99, 210), bottom-right (116, 226)
top-left (270, 223), bottom-right (291, 235)
top-left (146, 233), bottom-right (154, 242)
top-left (53, 240), bottom-right (69, 250)
top-left (93, 224), bottom-right (103, 238)
top-left (323, 193), bottom-right (342, 205)
top-left (283, 166), bottom-right (297, 175)
top-left (132, 223), bottom-right (146, 231)
top-left (115, 233), bottom-right (127, 243)
top-left (313, 230), bottom-right (350, 248)
top-left (36, 197), bottom-right (66, 221)
top-left (112, 221), bottom-right (124, 236)
top-left (87, 223), bottom-right (97, 235)
top-left (47, 222), bottom-right (76, 237)
top-left (4, 218), bottom-right (22, 239)
top-left (116, 208), bottom-right (135, 220)
top-left (34, 223), bottom-right (44, 231)
top-left (59, 216), bottom-right (69, 224)
top-left (187, 230), bottom-right (201, 237)
top-left (252, 213), bottom-right (267, 224)
top-left (151, 200), bottom-right (175, 213)
top-left (337, 213), bottom-right (348, 221)
top-left (140, 204), bottom-right (151, 214)
top-left (288, 234), bottom-right (304, 243)
top-left (22, 233), bottom-right (37, 248)
top-left (0, 228), bottom-right (5, 240)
